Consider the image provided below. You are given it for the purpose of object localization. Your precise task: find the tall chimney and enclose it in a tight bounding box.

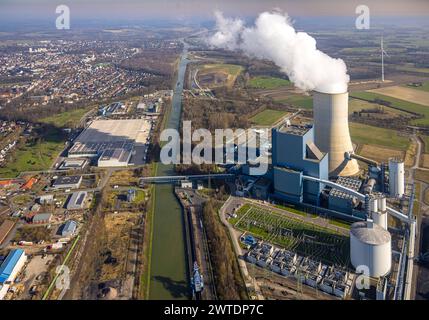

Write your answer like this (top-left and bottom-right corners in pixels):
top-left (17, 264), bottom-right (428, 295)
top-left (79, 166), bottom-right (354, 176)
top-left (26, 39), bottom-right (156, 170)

top-left (313, 91), bottom-right (359, 177)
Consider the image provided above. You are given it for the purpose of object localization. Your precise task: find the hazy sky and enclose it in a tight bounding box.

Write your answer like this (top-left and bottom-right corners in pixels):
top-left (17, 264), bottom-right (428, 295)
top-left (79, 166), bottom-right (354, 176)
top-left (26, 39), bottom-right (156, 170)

top-left (1, 0), bottom-right (428, 23)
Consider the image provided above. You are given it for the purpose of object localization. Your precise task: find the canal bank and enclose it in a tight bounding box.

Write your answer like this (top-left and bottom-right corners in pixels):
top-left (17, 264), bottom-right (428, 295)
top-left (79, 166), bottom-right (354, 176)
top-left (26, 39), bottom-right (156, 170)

top-left (148, 42), bottom-right (191, 300)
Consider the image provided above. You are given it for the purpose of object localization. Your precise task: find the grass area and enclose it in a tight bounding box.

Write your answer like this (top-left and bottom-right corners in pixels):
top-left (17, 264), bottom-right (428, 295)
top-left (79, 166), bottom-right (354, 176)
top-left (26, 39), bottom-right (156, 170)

top-left (276, 95), bottom-right (313, 109)
top-left (141, 162), bottom-right (156, 299)
top-left (406, 81), bottom-right (429, 92)
top-left (14, 226), bottom-right (52, 242)
top-left (397, 66), bottom-right (429, 75)
top-left (11, 194), bottom-right (31, 206)
top-left (202, 63), bottom-right (243, 75)
top-left (414, 183), bottom-right (421, 216)
top-left (0, 132), bottom-right (65, 178)
top-left (350, 122), bottom-right (410, 150)
top-left (231, 205), bottom-right (350, 266)
top-left (249, 109), bottom-right (288, 126)
top-left (275, 204), bottom-right (317, 219)
top-left (134, 189), bottom-right (146, 203)
top-left (350, 91), bottom-right (429, 126)
top-left (40, 107), bottom-right (93, 128)
top-left (247, 76), bottom-right (291, 89)
top-left (358, 144), bottom-right (404, 164)
top-left (349, 98), bottom-right (411, 116)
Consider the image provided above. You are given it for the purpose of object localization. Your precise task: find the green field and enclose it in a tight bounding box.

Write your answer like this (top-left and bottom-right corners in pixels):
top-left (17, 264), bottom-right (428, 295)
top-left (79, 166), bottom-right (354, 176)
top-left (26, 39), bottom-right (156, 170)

top-left (202, 63), bottom-right (243, 75)
top-left (40, 107), bottom-right (93, 128)
top-left (350, 122), bottom-right (410, 150)
top-left (348, 98), bottom-right (411, 116)
top-left (248, 76), bottom-right (291, 89)
top-left (350, 91), bottom-right (429, 126)
top-left (250, 109), bottom-right (288, 126)
top-left (231, 204), bottom-right (350, 266)
top-left (397, 66), bottom-right (429, 75)
top-left (276, 95), bottom-right (313, 109)
top-left (406, 81), bottom-right (429, 92)
top-left (0, 129), bottom-right (65, 178)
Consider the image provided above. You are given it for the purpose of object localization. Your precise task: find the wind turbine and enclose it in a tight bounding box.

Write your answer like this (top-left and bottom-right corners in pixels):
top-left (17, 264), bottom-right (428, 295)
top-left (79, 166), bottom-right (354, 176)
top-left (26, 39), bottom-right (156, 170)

top-left (381, 36), bottom-right (389, 82)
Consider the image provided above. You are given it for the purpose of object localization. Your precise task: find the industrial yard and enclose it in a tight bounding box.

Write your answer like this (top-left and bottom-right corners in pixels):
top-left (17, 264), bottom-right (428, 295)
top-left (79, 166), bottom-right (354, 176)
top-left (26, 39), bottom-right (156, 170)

top-left (229, 204), bottom-right (350, 266)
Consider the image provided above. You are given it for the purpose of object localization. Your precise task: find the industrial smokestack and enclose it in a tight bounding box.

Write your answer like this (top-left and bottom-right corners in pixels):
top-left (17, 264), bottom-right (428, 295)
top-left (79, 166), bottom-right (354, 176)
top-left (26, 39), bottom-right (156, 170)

top-left (313, 91), bottom-right (359, 177)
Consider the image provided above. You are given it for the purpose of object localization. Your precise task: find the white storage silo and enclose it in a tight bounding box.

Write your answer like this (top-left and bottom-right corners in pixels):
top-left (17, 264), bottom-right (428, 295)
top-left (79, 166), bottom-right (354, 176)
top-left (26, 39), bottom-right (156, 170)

top-left (373, 197), bottom-right (388, 230)
top-left (350, 221), bottom-right (391, 278)
top-left (313, 91), bottom-right (359, 177)
top-left (388, 159), bottom-right (404, 198)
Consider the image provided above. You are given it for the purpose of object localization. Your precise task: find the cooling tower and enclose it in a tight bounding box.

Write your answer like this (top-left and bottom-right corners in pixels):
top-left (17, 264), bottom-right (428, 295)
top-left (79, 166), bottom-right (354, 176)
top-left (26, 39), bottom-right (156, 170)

top-left (313, 91), bottom-right (359, 177)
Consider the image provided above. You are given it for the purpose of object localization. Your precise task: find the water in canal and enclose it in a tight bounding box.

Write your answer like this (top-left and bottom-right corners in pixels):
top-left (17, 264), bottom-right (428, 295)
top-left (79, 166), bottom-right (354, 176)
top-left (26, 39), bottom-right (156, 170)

top-left (148, 42), bottom-right (190, 300)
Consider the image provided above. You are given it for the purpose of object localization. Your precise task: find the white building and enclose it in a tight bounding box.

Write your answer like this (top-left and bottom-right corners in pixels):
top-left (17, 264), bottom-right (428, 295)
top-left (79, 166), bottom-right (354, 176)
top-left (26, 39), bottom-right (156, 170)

top-left (97, 148), bottom-right (132, 167)
top-left (0, 249), bottom-right (27, 300)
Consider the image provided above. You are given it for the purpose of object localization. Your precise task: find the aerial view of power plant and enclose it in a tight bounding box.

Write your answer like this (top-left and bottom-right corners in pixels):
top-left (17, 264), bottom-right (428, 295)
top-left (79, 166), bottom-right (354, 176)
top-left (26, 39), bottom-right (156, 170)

top-left (0, 0), bottom-right (428, 313)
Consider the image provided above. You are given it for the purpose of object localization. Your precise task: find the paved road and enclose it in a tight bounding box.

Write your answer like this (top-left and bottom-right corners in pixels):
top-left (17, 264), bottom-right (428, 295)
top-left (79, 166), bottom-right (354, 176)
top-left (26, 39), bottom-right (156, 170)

top-left (411, 134), bottom-right (429, 300)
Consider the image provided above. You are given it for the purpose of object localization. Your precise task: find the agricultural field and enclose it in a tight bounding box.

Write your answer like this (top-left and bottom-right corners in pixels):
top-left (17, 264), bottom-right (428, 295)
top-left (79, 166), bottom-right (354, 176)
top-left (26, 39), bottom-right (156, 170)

top-left (276, 95), bottom-right (313, 109)
top-left (250, 109), bottom-right (288, 126)
top-left (358, 145), bottom-right (405, 165)
top-left (349, 122), bottom-right (410, 150)
top-left (415, 169), bottom-right (429, 184)
top-left (231, 205), bottom-right (350, 266)
top-left (248, 76), bottom-right (291, 89)
top-left (349, 98), bottom-right (412, 118)
top-left (368, 86), bottom-right (429, 107)
top-left (397, 65), bottom-right (429, 75)
top-left (350, 91), bottom-right (429, 126)
top-left (197, 63), bottom-right (243, 88)
top-left (40, 107), bottom-right (93, 128)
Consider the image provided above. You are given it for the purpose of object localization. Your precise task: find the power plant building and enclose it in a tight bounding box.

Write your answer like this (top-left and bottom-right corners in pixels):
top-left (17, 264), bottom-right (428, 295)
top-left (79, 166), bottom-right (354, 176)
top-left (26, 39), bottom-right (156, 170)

top-left (272, 124), bottom-right (328, 205)
top-left (328, 177), bottom-right (362, 214)
top-left (312, 91), bottom-right (359, 177)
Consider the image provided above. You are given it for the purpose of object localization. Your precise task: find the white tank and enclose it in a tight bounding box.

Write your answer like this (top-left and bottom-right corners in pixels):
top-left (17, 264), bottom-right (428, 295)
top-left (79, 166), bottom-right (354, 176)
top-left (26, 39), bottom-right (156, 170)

top-left (350, 221), bottom-right (391, 277)
top-left (388, 159), bottom-right (404, 198)
top-left (372, 211), bottom-right (388, 230)
top-left (373, 197), bottom-right (388, 229)
top-left (369, 197), bottom-right (378, 213)
top-left (378, 197), bottom-right (387, 212)
top-left (313, 91), bottom-right (359, 177)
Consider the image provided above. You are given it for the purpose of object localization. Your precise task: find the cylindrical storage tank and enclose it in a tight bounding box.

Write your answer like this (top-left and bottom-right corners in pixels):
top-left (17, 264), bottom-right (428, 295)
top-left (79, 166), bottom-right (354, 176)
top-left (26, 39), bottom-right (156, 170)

top-left (388, 159), bottom-right (404, 198)
top-left (313, 91), bottom-right (360, 177)
top-left (378, 197), bottom-right (387, 212)
top-left (350, 221), bottom-right (391, 277)
top-left (369, 196), bottom-right (378, 213)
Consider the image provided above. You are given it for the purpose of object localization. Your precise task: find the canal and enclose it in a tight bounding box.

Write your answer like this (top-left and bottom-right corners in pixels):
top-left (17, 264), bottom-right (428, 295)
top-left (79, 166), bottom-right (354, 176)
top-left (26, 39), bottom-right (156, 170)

top-left (148, 42), bottom-right (190, 300)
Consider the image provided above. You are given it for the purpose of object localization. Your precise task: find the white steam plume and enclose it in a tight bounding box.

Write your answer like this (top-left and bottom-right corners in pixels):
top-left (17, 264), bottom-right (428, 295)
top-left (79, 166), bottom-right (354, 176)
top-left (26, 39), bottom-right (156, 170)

top-left (208, 11), bottom-right (350, 94)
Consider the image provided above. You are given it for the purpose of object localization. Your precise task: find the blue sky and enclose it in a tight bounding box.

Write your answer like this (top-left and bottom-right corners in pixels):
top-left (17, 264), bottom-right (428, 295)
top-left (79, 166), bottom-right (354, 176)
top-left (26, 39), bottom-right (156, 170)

top-left (0, 0), bottom-right (428, 24)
